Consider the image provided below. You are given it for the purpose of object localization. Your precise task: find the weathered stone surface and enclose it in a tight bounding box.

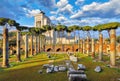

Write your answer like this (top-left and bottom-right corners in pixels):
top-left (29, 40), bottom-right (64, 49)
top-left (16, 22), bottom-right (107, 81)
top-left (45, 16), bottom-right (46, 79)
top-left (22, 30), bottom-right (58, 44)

top-left (46, 67), bottom-right (53, 73)
top-left (69, 74), bottom-right (87, 81)
top-left (70, 55), bottom-right (78, 62)
top-left (94, 66), bottom-right (102, 72)
top-left (54, 66), bottom-right (59, 72)
top-left (68, 68), bottom-right (75, 72)
top-left (78, 64), bottom-right (86, 70)
top-left (67, 70), bottom-right (85, 76)
top-left (43, 64), bottom-right (50, 69)
top-left (58, 66), bottom-right (67, 72)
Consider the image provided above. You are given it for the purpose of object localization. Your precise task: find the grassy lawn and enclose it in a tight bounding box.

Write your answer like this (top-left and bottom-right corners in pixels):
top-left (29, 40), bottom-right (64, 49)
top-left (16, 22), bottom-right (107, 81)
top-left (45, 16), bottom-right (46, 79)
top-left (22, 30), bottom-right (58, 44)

top-left (0, 53), bottom-right (120, 81)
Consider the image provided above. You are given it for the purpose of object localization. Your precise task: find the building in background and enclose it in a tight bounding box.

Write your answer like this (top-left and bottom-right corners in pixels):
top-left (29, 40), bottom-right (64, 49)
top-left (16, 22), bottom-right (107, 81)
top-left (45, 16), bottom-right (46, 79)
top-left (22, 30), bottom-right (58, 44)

top-left (34, 11), bottom-right (77, 44)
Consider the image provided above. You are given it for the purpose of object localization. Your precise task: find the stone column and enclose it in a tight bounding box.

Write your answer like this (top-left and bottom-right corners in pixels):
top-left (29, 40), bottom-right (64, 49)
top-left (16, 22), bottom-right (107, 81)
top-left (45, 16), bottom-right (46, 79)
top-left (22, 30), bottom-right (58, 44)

top-left (80, 40), bottom-right (83, 53)
top-left (35, 35), bottom-right (37, 54)
top-left (31, 34), bottom-right (33, 56)
top-left (2, 28), bottom-right (9, 67)
top-left (92, 38), bottom-right (95, 58)
top-left (110, 29), bottom-right (116, 66)
top-left (86, 36), bottom-right (90, 56)
top-left (38, 35), bottom-right (40, 53)
top-left (25, 34), bottom-right (28, 58)
top-left (16, 31), bottom-right (21, 62)
top-left (99, 33), bottom-right (103, 61)
top-left (83, 39), bottom-right (85, 54)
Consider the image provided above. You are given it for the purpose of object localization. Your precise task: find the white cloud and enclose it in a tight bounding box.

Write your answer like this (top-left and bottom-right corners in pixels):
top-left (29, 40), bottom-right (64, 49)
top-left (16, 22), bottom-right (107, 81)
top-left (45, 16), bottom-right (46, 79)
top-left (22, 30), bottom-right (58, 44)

top-left (75, 0), bottom-right (84, 5)
top-left (50, 16), bottom-right (56, 21)
top-left (56, 0), bottom-right (73, 15)
top-left (56, 15), bottom-right (67, 22)
top-left (62, 17), bottom-right (120, 26)
top-left (56, 0), bottom-right (68, 8)
top-left (24, 9), bottom-right (41, 17)
top-left (71, 0), bottom-right (120, 19)
top-left (50, 11), bottom-right (57, 15)
top-left (58, 4), bottom-right (73, 14)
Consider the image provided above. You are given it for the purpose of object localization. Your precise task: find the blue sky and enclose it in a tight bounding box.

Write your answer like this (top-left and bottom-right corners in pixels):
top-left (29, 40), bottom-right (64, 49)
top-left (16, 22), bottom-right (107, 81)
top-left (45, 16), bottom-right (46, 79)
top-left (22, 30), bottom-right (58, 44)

top-left (0, 0), bottom-right (120, 27)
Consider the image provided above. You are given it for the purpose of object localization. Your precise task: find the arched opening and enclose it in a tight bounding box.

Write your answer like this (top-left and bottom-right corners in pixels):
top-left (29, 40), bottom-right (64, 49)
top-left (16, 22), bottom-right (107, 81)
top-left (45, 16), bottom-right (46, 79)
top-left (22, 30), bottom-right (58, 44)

top-left (47, 48), bottom-right (52, 52)
top-left (66, 48), bottom-right (70, 52)
top-left (56, 48), bottom-right (61, 52)
top-left (76, 49), bottom-right (78, 52)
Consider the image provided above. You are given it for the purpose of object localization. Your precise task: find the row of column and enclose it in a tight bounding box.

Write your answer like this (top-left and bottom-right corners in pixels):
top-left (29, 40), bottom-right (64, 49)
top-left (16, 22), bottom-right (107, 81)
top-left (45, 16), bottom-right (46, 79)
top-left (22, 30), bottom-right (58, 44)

top-left (2, 28), bottom-right (43, 67)
top-left (80, 29), bottom-right (116, 67)
top-left (2, 28), bottom-right (116, 67)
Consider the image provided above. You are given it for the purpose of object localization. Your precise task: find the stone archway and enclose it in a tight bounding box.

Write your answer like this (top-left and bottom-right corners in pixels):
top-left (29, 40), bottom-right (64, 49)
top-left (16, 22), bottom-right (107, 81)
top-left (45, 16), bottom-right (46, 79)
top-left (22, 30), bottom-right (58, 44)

top-left (46, 48), bottom-right (52, 52)
top-left (76, 48), bottom-right (78, 52)
top-left (66, 48), bottom-right (70, 52)
top-left (56, 48), bottom-right (61, 52)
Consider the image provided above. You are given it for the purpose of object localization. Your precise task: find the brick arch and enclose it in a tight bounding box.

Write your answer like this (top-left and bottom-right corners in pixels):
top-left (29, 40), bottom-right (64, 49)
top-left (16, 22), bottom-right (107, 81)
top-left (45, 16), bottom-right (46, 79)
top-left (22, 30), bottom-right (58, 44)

top-left (75, 48), bottom-right (79, 52)
top-left (66, 48), bottom-right (71, 52)
top-left (56, 48), bottom-right (61, 52)
top-left (46, 48), bottom-right (52, 52)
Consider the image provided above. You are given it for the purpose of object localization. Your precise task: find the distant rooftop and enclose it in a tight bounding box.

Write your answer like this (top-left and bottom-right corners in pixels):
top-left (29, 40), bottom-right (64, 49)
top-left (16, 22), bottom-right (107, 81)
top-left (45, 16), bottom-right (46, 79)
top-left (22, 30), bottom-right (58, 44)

top-left (40, 10), bottom-right (45, 14)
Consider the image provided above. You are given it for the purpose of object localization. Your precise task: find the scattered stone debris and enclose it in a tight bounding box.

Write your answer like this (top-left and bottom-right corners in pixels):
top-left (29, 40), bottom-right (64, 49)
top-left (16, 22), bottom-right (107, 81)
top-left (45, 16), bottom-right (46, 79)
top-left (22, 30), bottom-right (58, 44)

top-left (69, 73), bottom-right (87, 81)
top-left (58, 65), bottom-right (67, 72)
top-left (78, 64), bottom-right (86, 70)
top-left (46, 67), bottom-right (53, 73)
top-left (54, 66), bottom-right (59, 72)
top-left (38, 70), bottom-right (43, 74)
top-left (70, 55), bottom-right (78, 62)
top-left (94, 66), bottom-right (102, 72)
top-left (42, 64), bottom-right (50, 69)
top-left (68, 68), bottom-right (75, 72)
top-left (67, 70), bottom-right (85, 76)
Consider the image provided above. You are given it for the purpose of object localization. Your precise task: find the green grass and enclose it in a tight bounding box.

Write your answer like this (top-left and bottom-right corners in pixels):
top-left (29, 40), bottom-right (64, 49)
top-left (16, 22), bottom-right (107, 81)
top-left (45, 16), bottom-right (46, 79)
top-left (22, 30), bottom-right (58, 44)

top-left (0, 53), bottom-right (120, 81)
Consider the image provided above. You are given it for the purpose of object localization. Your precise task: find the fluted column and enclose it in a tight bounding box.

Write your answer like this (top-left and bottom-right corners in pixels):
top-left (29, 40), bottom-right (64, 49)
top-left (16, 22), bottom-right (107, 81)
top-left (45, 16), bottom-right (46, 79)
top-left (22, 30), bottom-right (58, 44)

top-left (110, 29), bottom-right (116, 66)
top-left (2, 28), bottom-right (9, 67)
top-left (99, 33), bottom-right (103, 61)
top-left (16, 31), bottom-right (21, 62)
top-left (25, 34), bottom-right (28, 58)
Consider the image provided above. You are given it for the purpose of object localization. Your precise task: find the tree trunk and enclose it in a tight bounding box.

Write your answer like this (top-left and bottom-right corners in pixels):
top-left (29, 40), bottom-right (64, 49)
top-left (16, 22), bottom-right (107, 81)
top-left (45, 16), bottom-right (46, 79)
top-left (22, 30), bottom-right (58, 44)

top-left (92, 38), bottom-right (95, 58)
top-left (16, 31), bottom-right (21, 62)
top-left (2, 28), bottom-right (9, 67)
top-left (110, 29), bottom-right (116, 66)
top-left (99, 32), bottom-right (103, 61)
top-left (25, 34), bottom-right (28, 58)
top-left (31, 34), bottom-right (33, 56)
